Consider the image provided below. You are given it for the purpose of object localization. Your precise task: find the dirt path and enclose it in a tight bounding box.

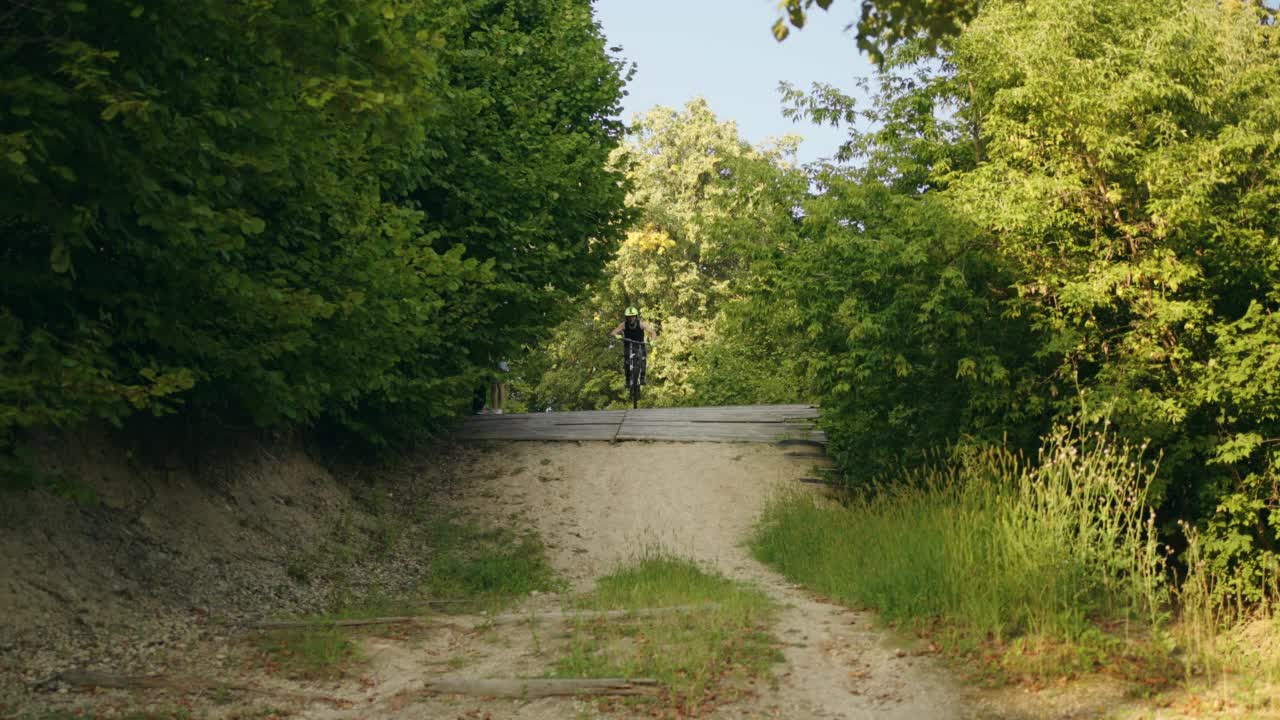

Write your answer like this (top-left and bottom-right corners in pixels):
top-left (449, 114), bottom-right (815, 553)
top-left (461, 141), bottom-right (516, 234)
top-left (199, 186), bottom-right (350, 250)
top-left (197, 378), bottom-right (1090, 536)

top-left (259, 441), bottom-right (967, 719)
top-left (15, 440), bottom-right (970, 719)
top-left (424, 440), bottom-right (967, 719)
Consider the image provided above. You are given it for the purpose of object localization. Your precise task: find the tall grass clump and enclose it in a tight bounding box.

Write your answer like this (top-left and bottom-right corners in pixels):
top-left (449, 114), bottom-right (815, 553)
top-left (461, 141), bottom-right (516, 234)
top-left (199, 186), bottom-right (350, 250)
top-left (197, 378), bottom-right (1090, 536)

top-left (752, 427), bottom-right (1168, 650)
top-left (1175, 525), bottom-right (1280, 681)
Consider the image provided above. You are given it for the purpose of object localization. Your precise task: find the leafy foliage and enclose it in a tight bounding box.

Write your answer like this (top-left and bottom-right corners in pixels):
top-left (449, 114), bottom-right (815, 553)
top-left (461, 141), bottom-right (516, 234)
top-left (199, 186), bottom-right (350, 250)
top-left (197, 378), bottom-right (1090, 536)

top-left (1, 0), bottom-right (628, 458)
top-left (517, 100), bottom-right (808, 410)
top-left (766, 0), bottom-right (1280, 599)
top-left (772, 0), bottom-right (982, 63)
top-left (728, 172), bottom-right (1045, 473)
top-left (946, 0), bottom-right (1280, 595)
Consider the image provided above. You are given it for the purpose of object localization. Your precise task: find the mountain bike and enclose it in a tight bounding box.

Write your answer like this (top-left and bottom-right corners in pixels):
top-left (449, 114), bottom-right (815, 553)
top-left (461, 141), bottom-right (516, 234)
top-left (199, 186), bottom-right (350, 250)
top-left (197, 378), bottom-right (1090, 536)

top-left (622, 337), bottom-right (649, 409)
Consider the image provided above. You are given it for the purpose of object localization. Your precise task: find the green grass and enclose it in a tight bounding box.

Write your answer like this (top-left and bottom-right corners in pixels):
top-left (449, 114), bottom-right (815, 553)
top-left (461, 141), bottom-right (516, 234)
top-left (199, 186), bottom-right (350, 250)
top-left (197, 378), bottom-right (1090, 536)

top-left (1175, 525), bottom-right (1280, 684)
top-left (421, 517), bottom-right (562, 611)
top-left (554, 551), bottom-right (780, 715)
top-left (751, 428), bottom-right (1170, 681)
top-left (256, 515), bottom-right (561, 678)
top-left (254, 623), bottom-right (357, 680)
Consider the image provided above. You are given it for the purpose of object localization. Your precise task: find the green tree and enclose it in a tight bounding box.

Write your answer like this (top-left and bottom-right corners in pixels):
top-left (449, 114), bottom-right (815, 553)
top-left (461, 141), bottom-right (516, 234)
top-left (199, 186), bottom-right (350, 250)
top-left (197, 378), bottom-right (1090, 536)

top-left (946, 0), bottom-right (1280, 593)
top-left (716, 169), bottom-right (1043, 474)
top-left (518, 99), bottom-right (808, 410)
top-left (772, 0), bottom-right (983, 63)
top-left (780, 0), bottom-right (1280, 592)
top-left (1, 0), bottom-right (628, 462)
top-left (759, 0), bottom-right (1280, 596)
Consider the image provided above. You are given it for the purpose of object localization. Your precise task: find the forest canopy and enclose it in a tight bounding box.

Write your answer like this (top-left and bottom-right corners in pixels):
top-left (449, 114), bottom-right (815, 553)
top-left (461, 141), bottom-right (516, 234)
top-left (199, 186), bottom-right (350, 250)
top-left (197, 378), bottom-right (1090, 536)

top-left (1, 0), bottom-right (630, 455)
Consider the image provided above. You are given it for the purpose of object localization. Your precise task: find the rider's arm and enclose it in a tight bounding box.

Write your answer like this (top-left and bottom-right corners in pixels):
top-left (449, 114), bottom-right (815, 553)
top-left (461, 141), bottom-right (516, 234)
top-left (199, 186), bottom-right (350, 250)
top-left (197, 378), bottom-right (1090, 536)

top-left (641, 321), bottom-right (658, 340)
top-left (610, 322), bottom-right (625, 338)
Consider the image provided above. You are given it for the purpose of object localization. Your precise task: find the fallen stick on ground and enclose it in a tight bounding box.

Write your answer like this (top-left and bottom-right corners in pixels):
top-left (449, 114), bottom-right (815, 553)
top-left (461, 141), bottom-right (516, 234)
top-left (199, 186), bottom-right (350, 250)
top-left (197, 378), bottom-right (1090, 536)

top-left (250, 615), bottom-right (424, 629)
top-left (480, 603), bottom-right (718, 627)
top-left (422, 677), bottom-right (661, 698)
top-left (36, 670), bottom-right (318, 702)
top-left (41, 670), bottom-right (174, 690)
top-left (248, 603), bottom-right (720, 630)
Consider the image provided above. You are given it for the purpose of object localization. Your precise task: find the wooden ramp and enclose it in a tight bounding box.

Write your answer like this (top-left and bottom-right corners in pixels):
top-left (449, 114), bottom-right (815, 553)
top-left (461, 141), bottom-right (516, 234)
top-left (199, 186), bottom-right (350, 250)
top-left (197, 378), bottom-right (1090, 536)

top-left (456, 404), bottom-right (824, 445)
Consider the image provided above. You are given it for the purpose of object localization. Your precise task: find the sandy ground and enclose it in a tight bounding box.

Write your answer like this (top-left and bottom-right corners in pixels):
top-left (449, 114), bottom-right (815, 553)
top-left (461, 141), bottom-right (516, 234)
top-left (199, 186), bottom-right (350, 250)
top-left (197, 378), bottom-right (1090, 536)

top-left (264, 440), bottom-right (966, 720)
top-left (458, 441), bottom-right (964, 718)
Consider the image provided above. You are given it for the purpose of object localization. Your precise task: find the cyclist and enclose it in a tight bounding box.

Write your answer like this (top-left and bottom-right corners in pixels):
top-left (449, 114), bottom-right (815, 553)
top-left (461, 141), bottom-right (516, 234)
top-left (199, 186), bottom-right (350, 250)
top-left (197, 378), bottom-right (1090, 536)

top-left (610, 306), bottom-right (657, 405)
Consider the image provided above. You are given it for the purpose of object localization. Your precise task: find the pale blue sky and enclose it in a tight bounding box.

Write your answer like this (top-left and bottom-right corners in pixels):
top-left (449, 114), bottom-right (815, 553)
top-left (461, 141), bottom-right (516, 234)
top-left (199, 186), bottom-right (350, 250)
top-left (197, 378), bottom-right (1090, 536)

top-left (593, 0), bottom-right (876, 165)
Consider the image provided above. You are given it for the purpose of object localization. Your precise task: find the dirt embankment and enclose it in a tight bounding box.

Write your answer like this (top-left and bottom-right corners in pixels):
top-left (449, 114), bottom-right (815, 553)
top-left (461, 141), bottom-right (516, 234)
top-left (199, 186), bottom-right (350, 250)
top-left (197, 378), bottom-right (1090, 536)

top-left (0, 427), bottom-right (449, 708)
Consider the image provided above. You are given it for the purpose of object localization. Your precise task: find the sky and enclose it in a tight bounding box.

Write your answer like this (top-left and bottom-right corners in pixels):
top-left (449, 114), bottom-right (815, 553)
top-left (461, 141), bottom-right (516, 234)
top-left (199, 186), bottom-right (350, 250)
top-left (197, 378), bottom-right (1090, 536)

top-left (592, 0), bottom-right (877, 166)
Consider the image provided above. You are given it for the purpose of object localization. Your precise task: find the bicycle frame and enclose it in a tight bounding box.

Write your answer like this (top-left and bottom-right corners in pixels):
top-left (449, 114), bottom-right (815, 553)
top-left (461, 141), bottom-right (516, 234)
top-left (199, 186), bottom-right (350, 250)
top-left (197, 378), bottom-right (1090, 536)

top-left (619, 338), bottom-right (650, 407)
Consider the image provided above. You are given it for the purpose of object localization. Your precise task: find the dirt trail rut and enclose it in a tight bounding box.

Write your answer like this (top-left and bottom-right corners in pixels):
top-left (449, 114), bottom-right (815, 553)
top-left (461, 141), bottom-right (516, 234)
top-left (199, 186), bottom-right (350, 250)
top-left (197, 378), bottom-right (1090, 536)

top-left (429, 440), bottom-right (967, 719)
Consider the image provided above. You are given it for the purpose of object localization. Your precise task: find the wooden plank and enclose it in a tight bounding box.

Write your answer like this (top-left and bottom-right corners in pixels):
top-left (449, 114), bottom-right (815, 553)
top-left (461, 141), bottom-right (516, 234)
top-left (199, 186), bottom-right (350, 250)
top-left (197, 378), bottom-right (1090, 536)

top-left (458, 429), bottom-right (618, 441)
top-left (466, 410), bottom-right (627, 422)
top-left (619, 421), bottom-right (818, 435)
top-left (423, 678), bottom-right (660, 698)
top-left (460, 417), bottom-right (615, 426)
top-left (620, 408), bottom-right (814, 416)
top-left (615, 433), bottom-right (826, 443)
top-left (455, 405), bottom-right (825, 444)
top-left (621, 427), bottom-right (819, 436)
top-left (615, 424), bottom-right (826, 443)
top-left (626, 405), bottom-right (814, 413)
top-left (464, 406), bottom-right (815, 423)
top-left (625, 406), bottom-right (817, 420)
top-left (619, 417), bottom-right (815, 426)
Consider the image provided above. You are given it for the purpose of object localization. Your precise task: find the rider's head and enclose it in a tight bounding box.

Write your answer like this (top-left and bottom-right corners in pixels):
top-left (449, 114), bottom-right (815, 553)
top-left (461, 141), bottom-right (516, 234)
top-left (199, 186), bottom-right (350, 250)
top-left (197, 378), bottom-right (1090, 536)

top-left (625, 306), bottom-right (639, 326)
